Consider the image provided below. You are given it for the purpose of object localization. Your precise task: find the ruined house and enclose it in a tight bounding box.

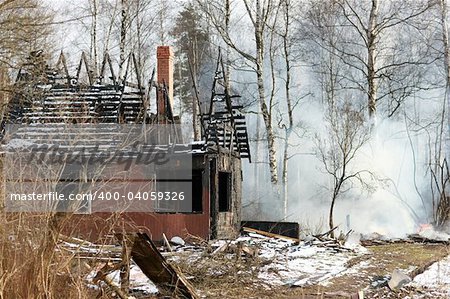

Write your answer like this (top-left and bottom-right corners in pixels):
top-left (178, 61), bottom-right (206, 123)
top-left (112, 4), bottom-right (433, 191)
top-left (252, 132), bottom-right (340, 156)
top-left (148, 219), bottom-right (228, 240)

top-left (2, 46), bottom-right (251, 241)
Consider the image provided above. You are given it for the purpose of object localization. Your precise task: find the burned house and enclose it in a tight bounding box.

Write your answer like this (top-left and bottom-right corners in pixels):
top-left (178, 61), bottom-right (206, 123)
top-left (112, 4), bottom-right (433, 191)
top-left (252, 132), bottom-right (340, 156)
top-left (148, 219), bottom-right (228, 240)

top-left (2, 46), bottom-right (251, 241)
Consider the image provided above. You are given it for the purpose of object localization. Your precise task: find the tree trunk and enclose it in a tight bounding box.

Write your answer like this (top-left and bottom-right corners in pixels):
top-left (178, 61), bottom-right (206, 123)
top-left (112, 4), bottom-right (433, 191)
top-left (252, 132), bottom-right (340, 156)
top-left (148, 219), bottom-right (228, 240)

top-left (136, 0), bottom-right (143, 78)
top-left (281, 0), bottom-right (293, 219)
top-left (329, 194), bottom-right (336, 238)
top-left (256, 62), bottom-right (278, 185)
top-left (282, 130), bottom-right (290, 218)
top-left (119, 0), bottom-right (128, 81)
top-left (440, 0), bottom-right (450, 225)
top-left (367, 0), bottom-right (379, 120)
top-left (90, 0), bottom-right (98, 76)
top-left (225, 0), bottom-right (231, 91)
top-left (254, 0), bottom-right (278, 185)
top-left (440, 0), bottom-right (450, 143)
top-left (442, 0), bottom-right (450, 84)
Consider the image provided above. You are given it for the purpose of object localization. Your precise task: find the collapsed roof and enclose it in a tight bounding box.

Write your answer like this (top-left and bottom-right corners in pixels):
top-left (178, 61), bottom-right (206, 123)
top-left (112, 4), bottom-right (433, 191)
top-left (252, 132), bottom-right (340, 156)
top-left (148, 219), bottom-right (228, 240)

top-left (3, 48), bottom-right (251, 161)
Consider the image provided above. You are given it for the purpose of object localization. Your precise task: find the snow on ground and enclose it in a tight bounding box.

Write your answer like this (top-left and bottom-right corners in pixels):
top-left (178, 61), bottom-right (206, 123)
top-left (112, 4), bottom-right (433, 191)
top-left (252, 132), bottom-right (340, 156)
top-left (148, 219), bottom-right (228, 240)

top-left (81, 232), bottom-right (449, 297)
top-left (108, 265), bottom-right (159, 295)
top-left (259, 245), bottom-right (352, 287)
top-left (228, 233), bottom-right (369, 287)
top-left (411, 255), bottom-right (450, 298)
top-left (86, 263), bottom-right (158, 295)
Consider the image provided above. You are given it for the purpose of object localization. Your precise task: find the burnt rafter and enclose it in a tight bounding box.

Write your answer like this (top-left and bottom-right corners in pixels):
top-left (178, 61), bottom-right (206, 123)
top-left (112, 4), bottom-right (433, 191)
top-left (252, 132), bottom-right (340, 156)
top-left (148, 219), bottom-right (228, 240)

top-left (99, 52), bottom-right (117, 86)
top-left (76, 52), bottom-right (94, 85)
top-left (201, 50), bottom-right (251, 162)
top-left (7, 52), bottom-right (149, 124)
top-left (55, 51), bottom-right (70, 85)
top-left (5, 49), bottom-right (251, 159)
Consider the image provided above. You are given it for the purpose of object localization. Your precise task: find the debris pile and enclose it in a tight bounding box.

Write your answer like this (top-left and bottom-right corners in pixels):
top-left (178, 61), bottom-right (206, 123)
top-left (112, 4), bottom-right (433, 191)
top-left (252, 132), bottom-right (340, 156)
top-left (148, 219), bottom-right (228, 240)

top-left (166, 230), bottom-right (369, 289)
top-left (54, 227), bottom-right (450, 298)
top-left (57, 233), bottom-right (199, 299)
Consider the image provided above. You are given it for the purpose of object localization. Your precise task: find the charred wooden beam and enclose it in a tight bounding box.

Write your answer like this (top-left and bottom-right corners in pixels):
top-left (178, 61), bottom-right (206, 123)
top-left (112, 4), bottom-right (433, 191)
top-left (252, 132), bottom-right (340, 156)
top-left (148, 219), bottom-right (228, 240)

top-left (242, 226), bottom-right (300, 243)
top-left (55, 51), bottom-right (70, 84)
top-left (99, 52), bottom-right (117, 86)
top-left (76, 52), bottom-right (93, 85)
top-left (127, 233), bottom-right (199, 299)
top-left (241, 221), bottom-right (300, 239)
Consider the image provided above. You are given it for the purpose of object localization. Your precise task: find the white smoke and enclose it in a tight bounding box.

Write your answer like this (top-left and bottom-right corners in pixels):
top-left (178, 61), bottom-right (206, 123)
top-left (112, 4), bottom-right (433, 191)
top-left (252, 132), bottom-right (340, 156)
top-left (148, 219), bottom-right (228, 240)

top-left (242, 95), bottom-right (444, 238)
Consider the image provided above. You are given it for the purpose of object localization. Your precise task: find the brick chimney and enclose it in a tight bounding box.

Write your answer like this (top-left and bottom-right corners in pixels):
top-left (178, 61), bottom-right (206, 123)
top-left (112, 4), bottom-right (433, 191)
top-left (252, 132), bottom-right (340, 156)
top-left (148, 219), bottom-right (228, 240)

top-left (157, 46), bottom-right (174, 118)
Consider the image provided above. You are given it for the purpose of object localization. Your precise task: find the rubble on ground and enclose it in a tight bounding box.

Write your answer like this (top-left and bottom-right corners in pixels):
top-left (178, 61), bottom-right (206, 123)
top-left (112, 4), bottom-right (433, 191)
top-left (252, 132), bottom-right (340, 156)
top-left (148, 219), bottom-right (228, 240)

top-left (54, 228), bottom-right (450, 298)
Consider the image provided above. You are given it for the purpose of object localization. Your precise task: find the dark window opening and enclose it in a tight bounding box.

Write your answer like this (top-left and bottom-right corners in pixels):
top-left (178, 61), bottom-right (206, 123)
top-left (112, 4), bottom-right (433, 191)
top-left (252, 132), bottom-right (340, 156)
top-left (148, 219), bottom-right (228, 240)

top-left (192, 170), bottom-right (203, 212)
top-left (218, 172), bottom-right (231, 212)
top-left (154, 168), bottom-right (174, 212)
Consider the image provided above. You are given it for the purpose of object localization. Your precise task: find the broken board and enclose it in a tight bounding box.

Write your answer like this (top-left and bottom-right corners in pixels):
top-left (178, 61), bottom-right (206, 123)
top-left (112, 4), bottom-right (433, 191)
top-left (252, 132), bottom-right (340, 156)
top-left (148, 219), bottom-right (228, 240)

top-left (241, 221), bottom-right (300, 239)
top-left (127, 233), bottom-right (199, 299)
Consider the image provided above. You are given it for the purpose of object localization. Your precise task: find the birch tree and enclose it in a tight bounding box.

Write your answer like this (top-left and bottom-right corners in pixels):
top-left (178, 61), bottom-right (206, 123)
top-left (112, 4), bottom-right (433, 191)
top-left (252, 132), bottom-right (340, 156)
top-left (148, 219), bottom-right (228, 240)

top-left (279, 0), bottom-right (293, 218)
top-left (89, 0), bottom-right (99, 74)
top-left (332, 0), bottom-right (436, 121)
top-left (276, 0), bottom-right (306, 218)
top-left (118, 0), bottom-right (128, 80)
top-left (441, 0), bottom-right (450, 138)
top-left (198, 0), bottom-right (281, 186)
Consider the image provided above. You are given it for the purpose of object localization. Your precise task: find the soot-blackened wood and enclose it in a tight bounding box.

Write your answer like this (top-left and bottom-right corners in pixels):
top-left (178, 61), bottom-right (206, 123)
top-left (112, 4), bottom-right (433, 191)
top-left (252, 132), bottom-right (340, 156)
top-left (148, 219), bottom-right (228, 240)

top-left (130, 233), bottom-right (199, 299)
top-left (241, 221), bottom-right (299, 239)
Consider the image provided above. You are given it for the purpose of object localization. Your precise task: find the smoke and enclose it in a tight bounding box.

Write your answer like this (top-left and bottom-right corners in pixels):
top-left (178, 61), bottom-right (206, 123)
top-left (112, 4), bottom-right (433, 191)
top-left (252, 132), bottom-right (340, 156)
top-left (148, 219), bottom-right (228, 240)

top-left (242, 97), bottom-right (443, 238)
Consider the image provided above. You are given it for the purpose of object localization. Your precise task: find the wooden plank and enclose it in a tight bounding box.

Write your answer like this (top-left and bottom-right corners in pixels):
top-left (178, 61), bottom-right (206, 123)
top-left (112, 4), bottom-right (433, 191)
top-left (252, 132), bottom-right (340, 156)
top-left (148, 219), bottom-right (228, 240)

top-left (83, 262), bottom-right (129, 299)
top-left (242, 227), bottom-right (300, 243)
top-left (129, 233), bottom-right (199, 299)
top-left (241, 221), bottom-right (300, 239)
top-left (162, 233), bottom-right (173, 252)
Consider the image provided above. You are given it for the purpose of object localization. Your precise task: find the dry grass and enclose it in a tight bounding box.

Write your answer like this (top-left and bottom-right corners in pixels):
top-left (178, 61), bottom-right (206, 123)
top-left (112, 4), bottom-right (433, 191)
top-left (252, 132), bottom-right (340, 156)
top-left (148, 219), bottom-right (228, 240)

top-left (0, 211), bottom-right (135, 299)
top-left (0, 212), bottom-right (89, 298)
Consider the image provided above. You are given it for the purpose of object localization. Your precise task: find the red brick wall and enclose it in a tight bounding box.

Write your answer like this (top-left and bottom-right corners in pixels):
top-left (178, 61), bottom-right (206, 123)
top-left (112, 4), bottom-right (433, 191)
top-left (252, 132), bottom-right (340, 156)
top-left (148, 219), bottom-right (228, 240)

top-left (157, 46), bottom-right (174, 117)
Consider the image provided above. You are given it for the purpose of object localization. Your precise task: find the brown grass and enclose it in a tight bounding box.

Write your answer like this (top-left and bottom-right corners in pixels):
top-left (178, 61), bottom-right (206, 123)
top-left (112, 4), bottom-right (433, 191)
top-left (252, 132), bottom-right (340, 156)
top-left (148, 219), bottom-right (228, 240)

top-left (0, 211), bottom-right (135, 299)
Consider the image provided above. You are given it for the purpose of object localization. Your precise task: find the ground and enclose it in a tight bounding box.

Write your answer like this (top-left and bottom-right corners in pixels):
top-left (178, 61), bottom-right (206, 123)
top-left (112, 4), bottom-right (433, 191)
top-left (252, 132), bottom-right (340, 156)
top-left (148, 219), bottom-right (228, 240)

top-left (78, 232), bottom-right (450, 299)
top-left (167, 237), bottom-right (450, 298)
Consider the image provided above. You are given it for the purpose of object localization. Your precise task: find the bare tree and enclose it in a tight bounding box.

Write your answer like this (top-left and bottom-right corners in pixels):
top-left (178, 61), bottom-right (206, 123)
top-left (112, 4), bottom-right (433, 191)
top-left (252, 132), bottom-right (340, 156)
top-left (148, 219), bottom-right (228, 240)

top-left (89, 0), bottom-right (99, 74)
top-left (441, 0), bottom-right (450, 146)
top-left (302, 0), bottom-right (349, 109)
top-left (118, 0), bottom-right (128, 80)
top-left (303, 0), bottom-right (444, 231)
top-left (276, 0), bottom-right (306, 218)
top-left (316, 103), bottom-right (371, 237)
top-left (0, 0), bottom-right (53, 118)
top-left (198, 0), bottom-right (281, 186)
top-left (439, 0), bottom-right (450, 89)
top-left (325, 0), bottom-right (436, 120)
top-left (427, 0), bottom-right (450, 227)
top-left (0, 0), bottom-right (53, 69)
